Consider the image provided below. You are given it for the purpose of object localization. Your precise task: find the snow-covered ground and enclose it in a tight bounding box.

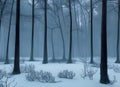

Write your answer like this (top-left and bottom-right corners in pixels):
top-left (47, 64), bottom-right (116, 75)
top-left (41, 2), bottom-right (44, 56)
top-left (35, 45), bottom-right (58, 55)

top-left (0, 58), bottom-right (120, 87)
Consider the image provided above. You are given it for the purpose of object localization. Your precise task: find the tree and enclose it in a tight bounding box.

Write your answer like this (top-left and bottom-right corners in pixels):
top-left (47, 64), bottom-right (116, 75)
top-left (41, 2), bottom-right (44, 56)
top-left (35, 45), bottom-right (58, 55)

top-left (115, 0), bottom-right (120, 63)
top-left (73, 0), bottom-right (80, 58)
top-left (5, 0), bottom-right (15, 64)
top-left (0, 0), bottom-right (7, 32)
top-left (67, 0), bottom-right (73, 63)
top-left (13, 0), bottom-right (20, 74)
top-left (30, 0), bottom-right (35, 61)
top-left (43, 0), bottom-right (48, 64)
top-left (59, 0), bottom-right (66, 61)
top-left (100, 0), bottom-right (110, 84)
top-left (51, 29), bottom-right (55, 61)
top-left (52, 0), bottom-right (66, 61)
top-left (90, 0), bottom-right (94, 64)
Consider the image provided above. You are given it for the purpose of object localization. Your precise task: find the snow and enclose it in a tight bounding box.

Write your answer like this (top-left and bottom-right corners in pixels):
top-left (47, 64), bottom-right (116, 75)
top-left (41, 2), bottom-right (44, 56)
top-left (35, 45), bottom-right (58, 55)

top-left (0, 58), bottom-right (120, 87)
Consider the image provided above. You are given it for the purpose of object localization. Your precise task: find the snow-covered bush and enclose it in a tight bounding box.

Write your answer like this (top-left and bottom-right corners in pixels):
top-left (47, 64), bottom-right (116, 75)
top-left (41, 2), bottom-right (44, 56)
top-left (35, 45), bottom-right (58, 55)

top-left (81, 60), bottom-right (97, 80)
top-left (26, 70), bottom-right (55, 83)
top-left (58, 70), bottom-right (75, 79)
top-left (81, 68), bottom-right (97, 80)
top-left (112, 65), bottom-right (120, 73)
top-left (25, 68), bottom-right (36, 81)
top-left (0, 69), bottom-right (16, 87)
top-left (0, 69), bottom-right (6, 80)
top-left (21, 64), bottom-right (35, 73)
top-left (87, 68), bottom-right (97, 80)
top-left (38, 71), bottom-right (55, 83)
top-left (109, 76), bottom-right (117, 85)
top-left (0, 76), bottom-right (17, 87)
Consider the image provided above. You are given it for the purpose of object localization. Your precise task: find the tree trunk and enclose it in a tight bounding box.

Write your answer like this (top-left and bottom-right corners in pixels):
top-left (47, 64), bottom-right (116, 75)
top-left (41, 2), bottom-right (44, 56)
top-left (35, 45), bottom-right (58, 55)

top-left (59, 0), bottom-right (66, 29)
top-left (0, 0), bottom-right (7, 32)
top-left (30, 0), bottom-right (35, 61)
top-left (90, 0), bottom-right (94, 64)
top-left (59, 0), bottom-right (66, 60)
top-left (43, 0), bottom-right (48, 64)
top-left (73, 1), bottom-right (80, 58)
top-left (51, 29), bottom-right (55, 61)
top-left (5, 0), bottom-right (15, 64)
top-left (57, 14), bottom-right (66, 61)
top-left (100, 0), bottom-right (110, 84)
top-left (67, 0), bottom-right (73, 63)
top-left (13, 0), bottom-right (20, 74)
top-left (53, 0), bottom-right (66, 61)
top-left (115, 0), bottom-right (120, 63)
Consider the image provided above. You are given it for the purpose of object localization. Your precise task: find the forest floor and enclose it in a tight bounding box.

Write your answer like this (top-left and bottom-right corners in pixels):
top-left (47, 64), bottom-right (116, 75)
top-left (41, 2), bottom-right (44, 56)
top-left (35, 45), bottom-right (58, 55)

top-left (0, 57), bottom-right (120, 87)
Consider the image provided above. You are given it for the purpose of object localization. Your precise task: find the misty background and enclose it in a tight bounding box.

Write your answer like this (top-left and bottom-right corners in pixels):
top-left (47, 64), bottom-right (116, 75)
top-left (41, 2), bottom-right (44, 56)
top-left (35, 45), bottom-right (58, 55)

top-left (0, 0), bottom-right (118, 59)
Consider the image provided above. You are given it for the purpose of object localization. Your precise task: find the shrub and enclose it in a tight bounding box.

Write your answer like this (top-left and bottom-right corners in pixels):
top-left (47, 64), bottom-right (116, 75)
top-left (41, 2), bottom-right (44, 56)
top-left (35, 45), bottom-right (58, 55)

top-left (112, 65), bottom-right (120, 73)
top-left (26, 70), bottom-right (55, 83)
top-left (80, 62), bottom-right (97, 80)
top-left (87, 68), bottom-right (97, 80)
top-left (110, 76), bottom-right (117, 85)
top-left (58, 70), bottom-right (75, 79)
top-left (0, 69), bottom-right (6, 80)
top-left (38, 71), bottom-right (55, 83)
top-left (21, 64), bottom-right (35, 73)
top-left (0, 69), bottom-right (16, 87)
top-left (25, 68), bottom-right (36, 81)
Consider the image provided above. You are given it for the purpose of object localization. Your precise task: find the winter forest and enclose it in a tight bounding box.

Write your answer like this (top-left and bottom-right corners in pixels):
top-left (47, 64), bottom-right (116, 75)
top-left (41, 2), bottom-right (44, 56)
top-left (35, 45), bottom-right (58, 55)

top-left (0, 0), bottom-right (120, 87)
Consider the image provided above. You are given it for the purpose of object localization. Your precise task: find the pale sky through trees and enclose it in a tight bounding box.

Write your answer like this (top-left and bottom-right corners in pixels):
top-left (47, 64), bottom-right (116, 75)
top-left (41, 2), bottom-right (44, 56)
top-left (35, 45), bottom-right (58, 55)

top-left (0, 0), bottom-right (118, 58)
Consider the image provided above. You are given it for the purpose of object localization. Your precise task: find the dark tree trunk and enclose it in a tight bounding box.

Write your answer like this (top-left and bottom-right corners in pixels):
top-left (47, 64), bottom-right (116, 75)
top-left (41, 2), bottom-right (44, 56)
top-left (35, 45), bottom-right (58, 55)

top-left (115, 0), bottom-right (120, 63)
top-left (90, 0), bottom-right (94, 64)
top-left (43, 0), bottom-right (48, 64)
top-left (0, 0), bottom-right (7, 32)
top-left (30, 0), bottom-right (35, 61)
top-left (5, 0), bottom-right (15, 64)
top-left (13, 0), bottom-right (20, 74)
top-left (100, 0), bottom-right (110, 84)
top-left (67, 0), bottom-right (73, 63)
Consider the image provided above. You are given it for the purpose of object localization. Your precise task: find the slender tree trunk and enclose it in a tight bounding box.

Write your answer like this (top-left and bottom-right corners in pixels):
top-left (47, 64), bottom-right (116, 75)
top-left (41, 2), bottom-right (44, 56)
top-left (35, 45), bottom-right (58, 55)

top-left (115, 0), bottom-right (120, 63)
top-left (73, 2), bottom-right (78, 29)
top-left (90, 0), bottom-right (94, 64)
top-left (57, 14), bottom-right (66, 61)
top-left (5, 0), bottom-right (15, 64)
top-left (51, 29), bottom-right (55, 61)
top-left (30, 0), bottom-right (35, 61)
top-left (0, 0), bottom-right (7, 32)
top-left (67, 0), bottom-right (73, 63)
top-left (43, 0), bottom-right (48, 64)
top-left (0, 0), bottom-right (7, 60)
top-left (59, 0), bottom-right (66, 60)
top-left (100, 0), bottom-right (110, 84)
top-left (53, 0), bottom-right (66, 61)
top-left (73, 1), bottom-right (80, 58)
top-left (13, 0), bottom-right (20, 74)
top-left (60, 0), bottom-right (66, 29)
